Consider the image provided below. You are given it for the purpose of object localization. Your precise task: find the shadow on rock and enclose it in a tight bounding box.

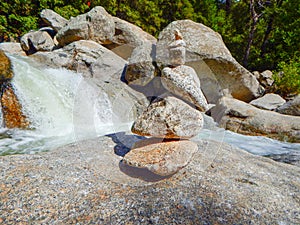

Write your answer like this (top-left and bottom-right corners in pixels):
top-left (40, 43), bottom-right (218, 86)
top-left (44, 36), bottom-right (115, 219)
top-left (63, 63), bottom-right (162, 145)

top-left (105, 132), bottom-right (145, 157)
top-left (119, 160), bottom-right (173, 182)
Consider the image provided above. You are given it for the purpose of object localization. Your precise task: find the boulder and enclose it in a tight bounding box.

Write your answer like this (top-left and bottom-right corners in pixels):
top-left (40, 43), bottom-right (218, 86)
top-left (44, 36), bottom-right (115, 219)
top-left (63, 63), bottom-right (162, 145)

top-left (0, 135), bottom-right (299, 224)
top-left (277, 95), bottom-right (300, 116)
top-left (125, 43), bottom-right (158, 86)
top-left (259, 70), bottom-right (274, 87)
top-left (0, 43), bottom-right (26, 56)
top-left (123, 138), bottom-right (198, 176)
top-left (20, 30), bottom-right (55, 54)
top-left (40, 9), bottom-right (68, 32)
top-left (56, 6), bottom-right (115, 47)
top-left (250, 93), bottom-right (286, 110)
top-left (156, 20), bottom-right (263, 103)
top-left (0, 50), bottom-right (13, 82)
top-left (161, 65), bottom-right (208, 111)
top-left (132, 96), bottom-right (203, 139)
top-left (211, 96), bottom-right (300, 142)
top-left (107, 17), bottom-right (157, 59)
top-left (31, 40), bottom-right (126, 79)
top-left (30, 40), bottom-right (148, 121)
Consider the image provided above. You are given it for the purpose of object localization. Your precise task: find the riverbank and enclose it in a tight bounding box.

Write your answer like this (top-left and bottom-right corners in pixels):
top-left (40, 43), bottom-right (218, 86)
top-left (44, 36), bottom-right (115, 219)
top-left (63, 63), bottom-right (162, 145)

top-left (1, 134), bottom-right (299, 224)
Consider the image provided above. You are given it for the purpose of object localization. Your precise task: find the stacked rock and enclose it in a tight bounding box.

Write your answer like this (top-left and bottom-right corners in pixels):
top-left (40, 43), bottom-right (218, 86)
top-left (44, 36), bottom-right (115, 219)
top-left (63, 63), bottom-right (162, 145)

top-left (123, 30), bottom-right (208, 176)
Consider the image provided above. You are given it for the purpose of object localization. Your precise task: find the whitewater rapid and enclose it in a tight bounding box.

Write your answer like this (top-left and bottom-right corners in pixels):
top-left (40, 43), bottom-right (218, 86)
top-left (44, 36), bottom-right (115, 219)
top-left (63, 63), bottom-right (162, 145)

top-left (0, 55), bottom-right (299, 158)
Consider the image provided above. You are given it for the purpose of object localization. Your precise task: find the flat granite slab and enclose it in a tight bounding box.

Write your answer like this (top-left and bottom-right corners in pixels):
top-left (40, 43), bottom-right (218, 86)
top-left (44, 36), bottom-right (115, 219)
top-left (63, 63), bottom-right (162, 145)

top-left (0, 132), bottom-right (299, 224)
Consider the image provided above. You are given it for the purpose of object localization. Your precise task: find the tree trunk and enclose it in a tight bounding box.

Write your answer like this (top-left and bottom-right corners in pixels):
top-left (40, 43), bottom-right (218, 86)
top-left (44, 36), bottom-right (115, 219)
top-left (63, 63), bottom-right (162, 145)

top-left (260, 0), bottom-right (283, 57)
top-left (243, 0), bottom-right (261, 67)
top-left (226, 0), bottom-right (231, 16)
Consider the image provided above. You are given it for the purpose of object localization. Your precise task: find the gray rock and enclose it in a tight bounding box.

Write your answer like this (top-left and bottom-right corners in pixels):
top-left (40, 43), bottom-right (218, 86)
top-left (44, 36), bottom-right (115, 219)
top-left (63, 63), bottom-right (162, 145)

top-left (161, 65), bottom-right (208, 111)
top-left (260, 70), bottom-right (274, 87)
top-left (0, 42), bottom-right (26, 56)
top-left (211, 96), bottom-right (300, 142)
top-left (123, 138), bottom-right (198, 176)
top-left (125, 43), bottom-right (158, 86)
top-left (277, 95), bottom-right (300, 116)
top-left (108, 17), bottom-right (157, 59)
top-left (156, 20), bottom-right (263, 103)
top-left (30, 40), bottom-right (148, 121)
top-left (132, 96), bottom-right (203, 139)
top-left (250, 93), bottom-right (286, 110)
top-left (0, 135), bottom-right (299, 224)
top-left (40, 9), bottom-right (68, 32)
top-left (168, 30), bottom-right (186, 66)
top-left (31, 40), bottom-right (126, 78)
top-left (56, 6), bottom-right (115, 46)
top-left (20, 30), bottom-right (55, 54)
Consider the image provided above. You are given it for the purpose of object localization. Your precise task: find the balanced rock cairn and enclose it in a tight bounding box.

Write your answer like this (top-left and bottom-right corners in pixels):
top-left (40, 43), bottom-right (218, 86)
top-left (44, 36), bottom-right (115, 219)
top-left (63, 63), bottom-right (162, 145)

top-left (123, 30), bottom-right (208, 176)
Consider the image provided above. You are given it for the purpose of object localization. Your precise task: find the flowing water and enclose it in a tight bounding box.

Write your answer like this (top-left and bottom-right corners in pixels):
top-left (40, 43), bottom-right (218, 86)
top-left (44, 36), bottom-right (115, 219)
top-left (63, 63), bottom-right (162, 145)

top-left (0, 55), bottom-right (299, 162)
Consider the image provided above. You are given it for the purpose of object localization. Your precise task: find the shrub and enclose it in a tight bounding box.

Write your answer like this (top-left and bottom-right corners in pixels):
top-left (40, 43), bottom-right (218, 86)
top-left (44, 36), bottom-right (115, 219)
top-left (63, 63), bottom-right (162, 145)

top-left (273, 58), bottom-right (300, 98)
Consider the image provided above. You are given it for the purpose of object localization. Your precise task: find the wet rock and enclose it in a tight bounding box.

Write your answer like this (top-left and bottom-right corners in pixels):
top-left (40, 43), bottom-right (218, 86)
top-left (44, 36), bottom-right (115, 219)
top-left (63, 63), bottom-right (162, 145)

top-left (56, 6), bottom-right (115, 47)
top-left (211, 96), bottom-right (300, 142)
top-left (20, 30), bottom-right (55, 54)
top-left (161, 65), bottom-right (208, 111)
top-left (277, 95), bottom-right (300, 116)
top-left (250, 93), bottom-right (286, 110)
top-left (123, 138), bottom-right (198, 176)
top-left (125, 43), bottom-right (158, 86)
top-left (132, 96), bottom-right (203, 139)
top-left (40, 9), bottom-right (68, 32)
top-left (156, 20), bottom-right (262, 103)
top-left (0, 43), bottom-right (26, 56)
top-left (1, 84), bottom-right (29, 129)
top-left (0, 50), bottom-right (13, 82)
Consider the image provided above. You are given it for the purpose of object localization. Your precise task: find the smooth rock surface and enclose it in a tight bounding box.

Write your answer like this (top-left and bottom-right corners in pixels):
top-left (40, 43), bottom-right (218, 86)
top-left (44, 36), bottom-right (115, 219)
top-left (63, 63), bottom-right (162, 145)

top-left (125, 43), bottom-right (157, 86)
top-left (161, 65), bottom-right (208, 111)
top-left (211, 96), bottom-right (300, 142)
top-left (277, 95), bottom-right (300, 116)
top-left (56, 6), bottom-right (114, 46)
top-left (40, 9), bottom-right (68, 32)
top-left (20, 30), bottom-right (55, 54)
top-left (0, 135), bottom-right (299, 224)
top-left (132, 96), bottom-right (203, 139)
top-left (107, 17), bottom-right (157, 59)
top-left (0, 43), bottom-right (26, 56)
top-left (156, 20), bottom-right (262, 103)
top-left (123, 138), bottom-right (198, 176)
top-left (250, 93), bottom-right (286, 110)
top-left (31, 40), bottom-right (126, 79)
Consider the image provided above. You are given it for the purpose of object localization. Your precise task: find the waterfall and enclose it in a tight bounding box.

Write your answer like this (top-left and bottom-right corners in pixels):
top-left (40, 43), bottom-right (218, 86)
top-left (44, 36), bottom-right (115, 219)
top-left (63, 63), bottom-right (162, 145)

top-left (0, 55), bottom-right (129, 155)
top-left (0, 55), bottom-right (299, 159)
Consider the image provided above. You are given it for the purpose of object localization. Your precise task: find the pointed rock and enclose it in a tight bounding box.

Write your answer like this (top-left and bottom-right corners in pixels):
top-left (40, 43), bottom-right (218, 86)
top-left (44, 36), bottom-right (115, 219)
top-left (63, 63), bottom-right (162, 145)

top-left (123, 138), bottom-right (198, 176)
top-left (161, 65), bottom-right (208, 111)
top-left (40, 9), bottom-right (68, 32)
top-left (132, 96), bottom-right (203, 139)
top-left (56, 6), bottom-right (115, 46)
top-left (250, 93), bottom-right (286, 111)
top-left (156, 20), bottom-right (262, 103)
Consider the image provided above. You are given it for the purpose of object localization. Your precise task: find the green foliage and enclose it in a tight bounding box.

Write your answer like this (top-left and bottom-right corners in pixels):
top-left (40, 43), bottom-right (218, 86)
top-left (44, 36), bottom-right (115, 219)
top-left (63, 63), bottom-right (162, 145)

top-left (273, 58), bottom-right (300, 97)
top-left (0, 0), bottom-right (299, 96)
